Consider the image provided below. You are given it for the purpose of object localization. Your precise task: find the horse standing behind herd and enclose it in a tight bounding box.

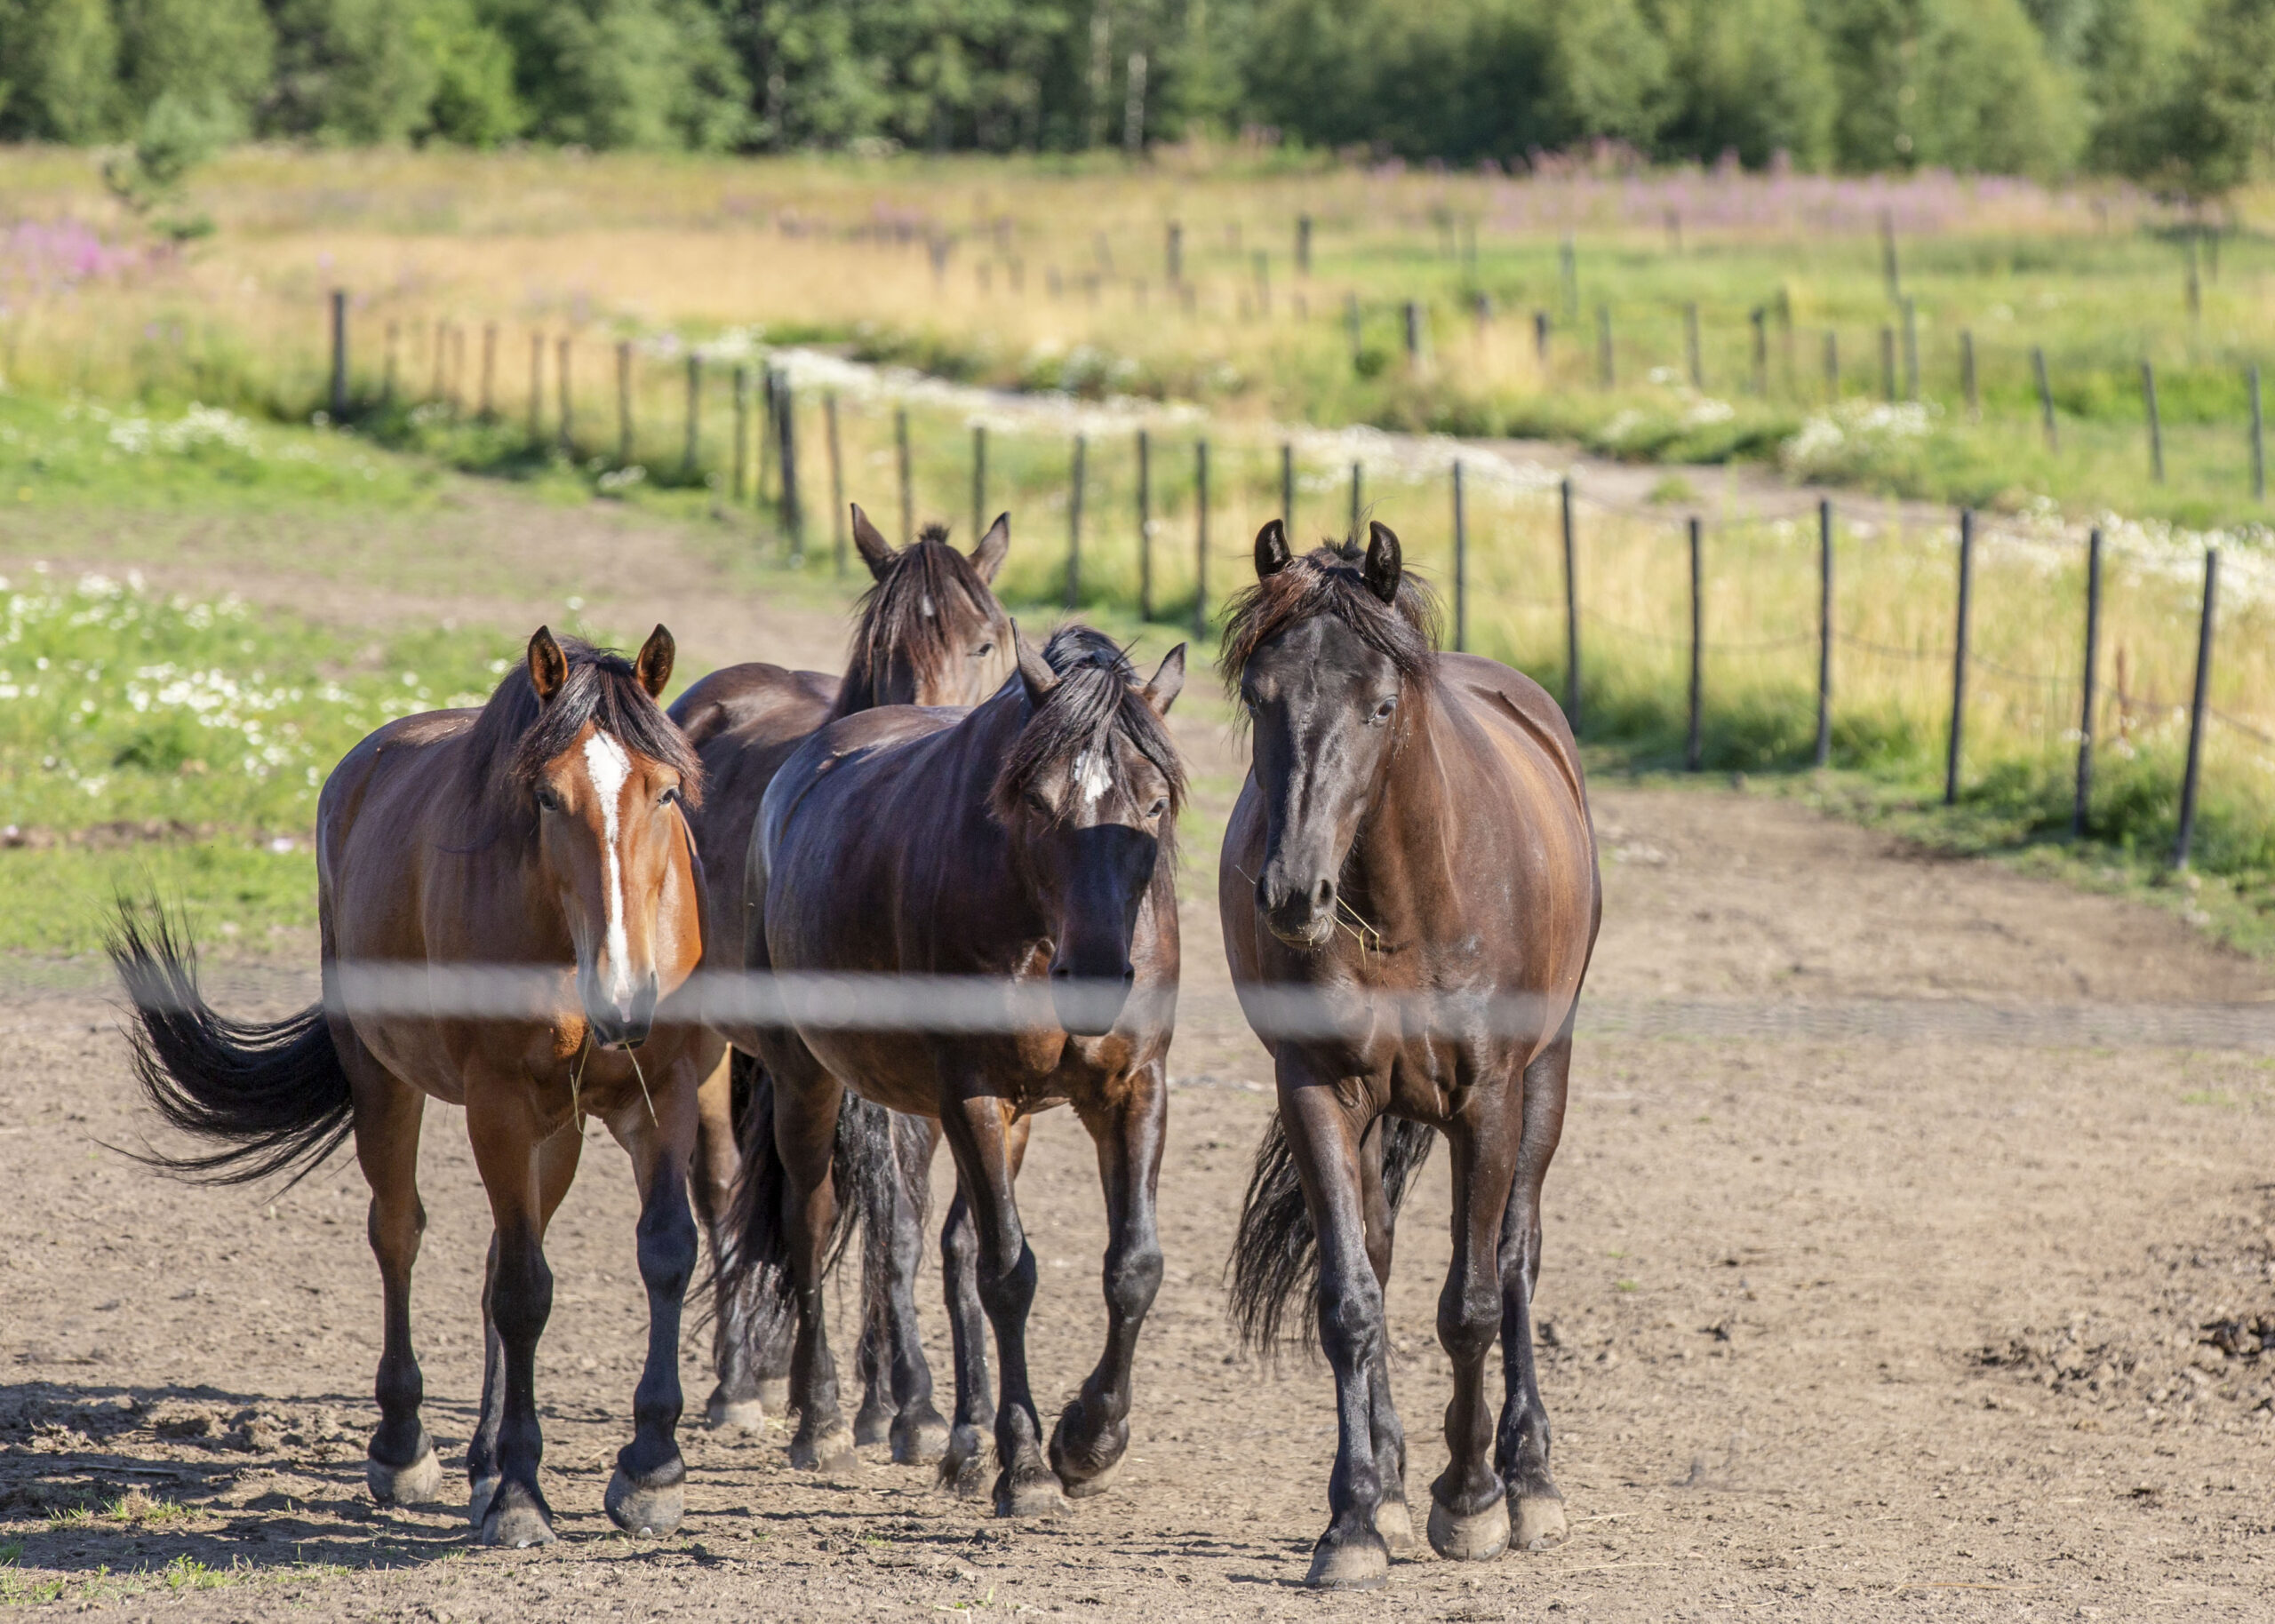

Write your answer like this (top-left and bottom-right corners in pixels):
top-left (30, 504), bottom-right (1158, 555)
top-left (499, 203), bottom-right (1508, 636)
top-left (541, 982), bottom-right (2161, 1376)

top-left (108, 503), bottom-right (1599, 1592)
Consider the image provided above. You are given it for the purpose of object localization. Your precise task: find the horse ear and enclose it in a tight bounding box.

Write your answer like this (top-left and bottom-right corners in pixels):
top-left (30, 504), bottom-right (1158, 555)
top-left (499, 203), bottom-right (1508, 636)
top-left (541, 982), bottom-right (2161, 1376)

top-left (634, 624), bottom-right (675, 699)
top-left (1362, 521), bottom-right (1403, 604)
top-left (1254, 518), bottom-right (1292, 578)
top-left (970, 512), bottom-right (1011, 583)
top-left (526, 625), bottom-right (568, 702)
top-left (1144, 643), bottom-right (1186, 715)
top-left (1012, 624), bottom-right (1057, 708)
top-left (850, 503), bottom-right (896, 579)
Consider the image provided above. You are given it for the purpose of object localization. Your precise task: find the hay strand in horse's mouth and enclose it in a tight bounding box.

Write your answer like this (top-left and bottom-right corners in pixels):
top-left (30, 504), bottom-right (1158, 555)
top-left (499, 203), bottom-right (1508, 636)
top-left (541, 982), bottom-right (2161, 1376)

top-left (625, 1043), bottom-right (659, 1126)
top-left (1235, 863), bottom-right (1383, 959)
top-left (569, 1031), bottom-right (593, 1132)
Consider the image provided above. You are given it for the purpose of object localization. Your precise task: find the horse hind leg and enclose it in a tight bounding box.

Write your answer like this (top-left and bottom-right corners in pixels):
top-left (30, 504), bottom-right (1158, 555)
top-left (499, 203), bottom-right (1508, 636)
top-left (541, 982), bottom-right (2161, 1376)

top-left (354, 1066), bottom-right (443, 1507)
top-left (882, 1112), bottom-right (949, 1465)
top-left (692, 1049), bottom-right (765, 1434)
top-left (1497, 1033), bottom-right (1574, 1553)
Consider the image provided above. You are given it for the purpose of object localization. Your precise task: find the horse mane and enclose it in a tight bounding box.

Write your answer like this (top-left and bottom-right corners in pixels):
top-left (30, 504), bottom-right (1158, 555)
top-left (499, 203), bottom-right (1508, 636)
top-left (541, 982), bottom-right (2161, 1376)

top-left (836, 522), bottom-right (1000, 715)
top-left (990, 625), bottom-right (1186, 826)
top-left (1217, 539), bottom-right (1441, 693)
top-left (455, 636), bottom-right (704, 849)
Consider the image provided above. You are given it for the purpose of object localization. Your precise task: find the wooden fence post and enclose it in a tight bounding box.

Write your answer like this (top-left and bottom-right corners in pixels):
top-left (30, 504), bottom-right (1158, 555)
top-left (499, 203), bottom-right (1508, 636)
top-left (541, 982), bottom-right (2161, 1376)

top-left (778, 378), bottom-right (801, 557)
top-left (2143, 360), bottom-right (2165, 483)
top-left (1296, 214), bottom-right (1312, 275)
top-left (1345, 293), bottom-right (1362, 370)
top-left (1880, 208), bottom-right (1900, 299)
top-left (1596, 306), bottom-right (1614, 388)
top-left (1066, 435), bottom-right (1085, 609)
top-left (1561, 476), bottom-right (1580, 730)
top-left (1945, 508), bottom-right (1974, 805)
top-left (527, 332), bottom-right (542, 441)
top-left (1960, 330), bottom-right (1978, 421)
top-left (970, 423), bottom-right (987, 547)
top-left (1403, 301), bottom-right (1424, 367)
top-left (1166, 220), bottom-right (1182, 285)
top-left (555, 336), bottom-right (572, 451)
top-left (329, 289), bottom-right (347, 419)
top-left (1534, 310), bottom-right (1551, 366)
top-left (480, 322), bottom-right (497, 419)
top-left (1879, 326), bottom-right (1896, 402)
top-left (1824, 330), bottom-right (1839, 401)
top-left (2073, 527), bottom-right (2102, 837)
top-left (1193, 439), bottom-right (1209, 638)
top-left (2253, 363), bottom-right (2266, 501)
top-left (682, 354), bottom-right (702, 477)
top-left (1816, 498), bottom-right (1834, 768)
top-left (826, 392), bottom-right (846, 576)
top-left (2175, 547), bottom-right (2219, 868)
top-left (1560, 235), bottom-right (1577, 322)
top-left (1347, 462), bottom-right (1361, 538)
top-left (1901, 298), bottom-right (1919, 402)
top-left (1686, 515), bottom-right (1704, 772)
top-left (731, 365), bottom-right (748, 500)
top-left (382, 320), bottom-right (398, 405)
top-left (2034, 347), bottom-right (2057, 451)
top-left (1451, 459), bottom-right (1467, 653)
top-left (618, 341), bottom-right (635, 466)
top-left (1138, 428), bottom-right (1153, 621)
top-left (1685, 302), bottom-right (1703, 388)
top-left (896, 406), bottom-right (913, 540)
top-left (1280, 442), bottom-right (1295, 533)
top-left (1751, 306), bottom-right (1767, 395)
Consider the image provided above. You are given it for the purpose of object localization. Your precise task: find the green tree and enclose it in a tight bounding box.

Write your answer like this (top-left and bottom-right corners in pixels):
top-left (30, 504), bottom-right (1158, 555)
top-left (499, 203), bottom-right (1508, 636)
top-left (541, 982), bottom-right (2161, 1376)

top-left (1656, 0), bottom-right (1837, 168)
top-left (1817, 0), bottom-right (2081, 174)
top-left (2079, 0), bottom-right (2207, 187)
top-left (1545, 0), bottom-right (1670, 149)
top-left (116, 0), bottom-right (275, 138)
top-left (0, 0), bottom-right (120, 141)
top-left (2179, 0), bottom-right (2275, 195)
top-left (266, 0), bottom-right (436, 143)
top-left (488, 0), bottom-right (746, 150)
top-left (416, 0), bottom-right (526, 146)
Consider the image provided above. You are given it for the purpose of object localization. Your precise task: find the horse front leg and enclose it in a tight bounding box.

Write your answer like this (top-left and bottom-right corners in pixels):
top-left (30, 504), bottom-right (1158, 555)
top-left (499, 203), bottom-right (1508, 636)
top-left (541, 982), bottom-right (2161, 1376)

top-left (464, 1090), bottom-right (580, 1547)
top-left (938, 1116), bottom-right (1027, 1496)
top-left (1049, 1061), bottom-right (1167, 1499)
top-left (938, 1089), bottom-right (1062, 1517)
top-left (1279, 1067), bottom-right (1393, 1590)
top-left (1357, 1115), bottom-right (1412, 1552)
top-left (603, 1055), bottom-right (702, 1535)
top-left (352, 1066), bottom-right (443, 1506)
top-left (1497, 1027), bottom-right (1574, 1551)
top-left (1428, 1103), bottom-right (1521, 1564)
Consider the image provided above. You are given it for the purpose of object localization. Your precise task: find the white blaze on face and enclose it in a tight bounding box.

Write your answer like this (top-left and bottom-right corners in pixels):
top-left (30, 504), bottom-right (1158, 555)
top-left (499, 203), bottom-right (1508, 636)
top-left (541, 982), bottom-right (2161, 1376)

top-left (581, 730), bottom-right (634, 999)
top-left (1073, 744), bottom-right (1114, 809)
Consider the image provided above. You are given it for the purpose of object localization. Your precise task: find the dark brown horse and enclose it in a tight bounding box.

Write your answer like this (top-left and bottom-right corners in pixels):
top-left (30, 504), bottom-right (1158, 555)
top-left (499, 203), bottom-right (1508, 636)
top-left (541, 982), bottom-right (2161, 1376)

top-left (670, 505), bottom-right (1010, 1456)
top-left (1220, 525), bottom-right (1600, 1589)
top-left (721, 625), bottom-right (1185, 1516)
top-left (113, 629), bottom-right (710, 1548)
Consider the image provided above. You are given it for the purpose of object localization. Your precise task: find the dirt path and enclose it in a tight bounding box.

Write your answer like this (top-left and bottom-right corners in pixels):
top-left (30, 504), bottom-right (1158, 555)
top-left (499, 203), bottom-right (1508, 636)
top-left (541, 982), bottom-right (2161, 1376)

top-left (4, 487), bottom-right (2275, 1620)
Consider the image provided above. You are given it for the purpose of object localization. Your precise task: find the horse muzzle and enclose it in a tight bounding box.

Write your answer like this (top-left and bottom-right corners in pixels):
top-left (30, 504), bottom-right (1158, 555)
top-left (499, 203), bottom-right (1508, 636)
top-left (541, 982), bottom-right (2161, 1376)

top-left (583, 972), bottom-right (659, 1051)
top-left (1257, 872), bottom-right (1337, 950)
top-left (1049, 960), bottom-right (1135, 1037)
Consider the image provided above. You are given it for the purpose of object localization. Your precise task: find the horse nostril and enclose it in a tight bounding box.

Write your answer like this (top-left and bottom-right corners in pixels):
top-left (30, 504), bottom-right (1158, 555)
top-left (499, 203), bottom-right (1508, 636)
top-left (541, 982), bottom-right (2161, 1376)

top-left (1313, 877), bottom-right (1335, 912)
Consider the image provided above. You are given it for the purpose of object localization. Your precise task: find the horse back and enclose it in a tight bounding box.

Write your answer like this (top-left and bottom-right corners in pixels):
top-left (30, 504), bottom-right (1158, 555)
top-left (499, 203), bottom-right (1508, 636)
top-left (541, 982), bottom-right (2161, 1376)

top-left (316, 707), bottom-right (483, 967)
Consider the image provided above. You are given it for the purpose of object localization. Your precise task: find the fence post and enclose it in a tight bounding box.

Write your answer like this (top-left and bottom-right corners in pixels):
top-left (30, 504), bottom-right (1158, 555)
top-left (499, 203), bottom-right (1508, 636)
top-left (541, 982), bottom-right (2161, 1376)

top-left (618, 342), bottom-right (635, 465)
top-left (1066, 435), bottom-right (1085, 609)
top-left (527, 332), bottom-right (542, 441)
top-left (1686, 515), bottom-right (1704, 772)
top-left (731, 365), bottom-right (748, 500)
top-left (555, 336), bottom-right (572, 451)
top-left (2073, 527), bottom-right (2103, 838)
top-left (2174, 547), bottom-right (2219, 868)
top-left (2143, 360), bottom-right (2165, 482)
top-left (1824, 330), bottom-right (1839, 401)
top-left (430, 321), bottom-right (447, 403)
top-left (826, 392), bottom-right (846, 577)
top-left (970, 424), bottom-right (987, 549)
top-left (1193, 439), bottom-right (1209, 638)
top-left (1296, 214), bottom-right (1312, 275)
top-left (683, 354), bottom-right (702, 477)
top-left (447, 325), bottom-right (463, 414)
top-left (1880, 208), bottom-right (1900, 299)
top-left (382, 320), bottom-right (398, 405)
top-left (1166, 220), bottom-right (1182, 285)
top-left (1879, 326), bottom-right (1896, 403)
top-left (1816, 498), bottom-right (1834, 768)
top-left (1960, 330), bottom-right (1978, 421)
top-left (1596, 306), bottom-right (1614, 388)
top-left (1451, 459), bottom-right (1467, 654)
top-left (1561, 476), bottom-right (1580, 730)
top-left (1560, 235), bottom-right (1577, 322)
top-left (2187, 232), bottom-right (2202, 320)
top-left (2247, 362), bottom-right (2265, 500)
top-left (1751, 306), bottom-right (1767, 395)
top-left (1534, 310), bottom-right (1551, 366)
top-left (1945, 508), bottom-right (1974, 805)
top-left (1685, 302), bottom-right (1702, 388)
top-left (2034, 347), bottom-right (2058, 451)
top-left (1280, 442), bottom-right (1295, 533)
top-left (1347, 462), bottom-right (1362, 538)
top-left (1137, 428), bottom-right (1153, 621)
top-left (1345, 293), bottom-right (1362, 370)
top-left (758, 367), bottom-right (777, 501)
top-left (329, 289), bottom-right (347, 420)
top-left (1901, 298), bottom-right (1919, 402)
top-left (778, 378), bottom-right (801, 557)
top-left (480, 322), bottom-right (497, 419)
top-left (1403, 301), bottom-right (1424, 368)
top-left (896, 407), bottom-right (913, 540)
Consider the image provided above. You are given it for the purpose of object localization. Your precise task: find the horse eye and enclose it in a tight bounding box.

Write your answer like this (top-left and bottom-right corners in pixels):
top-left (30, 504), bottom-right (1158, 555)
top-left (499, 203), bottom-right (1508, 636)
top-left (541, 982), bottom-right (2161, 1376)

top-left (1146, 797), bottom-right (1169, 818)
top-left (535, 785), bottom-right (563, 813)
top-left (1025, 790), bottom-right (1053, 816)
top-left (975, 641), bottom-right (995, 657)
top-left (658, 786), bottom-right (680, 808)
top-left (1372, 697), bottom-right (1397, 721)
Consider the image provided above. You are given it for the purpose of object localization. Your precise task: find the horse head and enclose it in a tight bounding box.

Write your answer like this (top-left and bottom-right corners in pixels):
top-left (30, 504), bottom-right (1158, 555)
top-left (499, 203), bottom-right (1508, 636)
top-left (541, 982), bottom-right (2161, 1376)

top-left (840, 504), bottom-right (1013, 712)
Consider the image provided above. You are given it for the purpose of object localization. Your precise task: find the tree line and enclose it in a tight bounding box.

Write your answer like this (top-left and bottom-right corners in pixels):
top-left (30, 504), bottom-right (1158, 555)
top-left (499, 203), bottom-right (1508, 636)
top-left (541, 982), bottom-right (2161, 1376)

top-left (0, 0), bottom-right (2271, 191)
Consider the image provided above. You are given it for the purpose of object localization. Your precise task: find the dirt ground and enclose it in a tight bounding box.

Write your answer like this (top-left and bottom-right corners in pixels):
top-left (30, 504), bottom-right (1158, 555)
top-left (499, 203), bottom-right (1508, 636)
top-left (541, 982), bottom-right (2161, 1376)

top-left (5, 483), bottom-right (2275, 1620)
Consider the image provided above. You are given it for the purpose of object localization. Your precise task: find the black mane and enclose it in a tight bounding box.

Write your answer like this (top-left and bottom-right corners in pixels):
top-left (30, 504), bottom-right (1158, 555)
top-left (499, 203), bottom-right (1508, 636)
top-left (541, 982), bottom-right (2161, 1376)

top-left (991, 625), bottom-right (1185, 825)
top-left (1217, 539), bottom-right (1441, 691)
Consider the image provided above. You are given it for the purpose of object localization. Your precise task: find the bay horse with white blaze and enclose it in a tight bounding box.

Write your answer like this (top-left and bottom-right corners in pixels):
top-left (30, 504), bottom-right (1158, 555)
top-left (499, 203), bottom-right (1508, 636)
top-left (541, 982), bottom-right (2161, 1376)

top-left (670, 506), bottom-right (1011, 1457)
top-left (1221, 525), bottom-right (1600, 1589)
top-left (721, 625), bottom-right (1185, 1516)
top-left (113, 628), bottom-right (709, 1548)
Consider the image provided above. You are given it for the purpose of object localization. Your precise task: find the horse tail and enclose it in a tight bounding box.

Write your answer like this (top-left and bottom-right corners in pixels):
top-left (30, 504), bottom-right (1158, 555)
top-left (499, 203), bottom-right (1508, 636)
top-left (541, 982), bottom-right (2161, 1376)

top-left (719, 1050), bottom-right (901, 1349)
top-left (108, 902), bottom-right (354, 1190)
top-left (1226, 1111), bottom-right (1436, 1353)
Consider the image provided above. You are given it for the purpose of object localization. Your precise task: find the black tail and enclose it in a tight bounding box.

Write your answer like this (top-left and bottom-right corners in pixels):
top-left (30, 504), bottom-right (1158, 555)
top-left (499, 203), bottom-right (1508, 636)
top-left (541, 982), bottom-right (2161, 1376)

top-left (1226, 1111), bottom-right (1436, 1353)
top-left (718, 1051), bottom-right (912, 1351)
top-left (108, 901), bottom-right (354, 1190)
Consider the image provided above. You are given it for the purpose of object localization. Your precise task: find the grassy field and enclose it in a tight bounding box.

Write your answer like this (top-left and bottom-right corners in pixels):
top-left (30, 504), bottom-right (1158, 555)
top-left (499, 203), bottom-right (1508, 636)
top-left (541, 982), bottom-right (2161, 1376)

top-left (7, 146), bottom-right (2275, 955)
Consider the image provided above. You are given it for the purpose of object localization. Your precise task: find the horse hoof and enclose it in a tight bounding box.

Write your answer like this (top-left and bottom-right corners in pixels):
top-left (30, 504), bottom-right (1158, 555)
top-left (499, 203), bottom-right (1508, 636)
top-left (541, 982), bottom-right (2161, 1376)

top-left (789, 1421), bottom-right (857, 1473)
top-left (1373, 1494), bottom-right (1416, 1552)
top-left (604, 1467), bottom-right (685, 1538)
top-left (938, 1430), bottom-right (997, 1499)
top-left (467, 1476), bottom-right (500, 1528)
top-left (1060, 1457), bottom-right (1120, 1500)
top-left (756, 1377), bottom-right (791, 1413)
top-left (366, 1444), bottom-right (443, 1506)
top-left (892, 1413), bottom-right (952, 1467)
top-left (994, 1473), bottom-right (1070, 1520)
top-left (1512, 1493), bottom-right (1569, 1552)
top-left (1426, 1497), bottom-right (1510, 1563)
top-left (1305, 1535), bottom-right (1390, 1590)
top-left (705, 1397), bottom-right (765, 1435)
top-left (478, 1490), bottom-right (555, 1549)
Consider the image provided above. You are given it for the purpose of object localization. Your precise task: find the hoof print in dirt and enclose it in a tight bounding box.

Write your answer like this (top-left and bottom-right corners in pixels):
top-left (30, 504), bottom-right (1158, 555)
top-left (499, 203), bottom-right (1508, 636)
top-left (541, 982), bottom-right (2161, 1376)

top-left (1427, 1497), bottom-right (1510, 1563)
top-left (365, 1443), bottom-right (444, 1506)
top-left (604, 1464), bottom-right (685, 1538)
